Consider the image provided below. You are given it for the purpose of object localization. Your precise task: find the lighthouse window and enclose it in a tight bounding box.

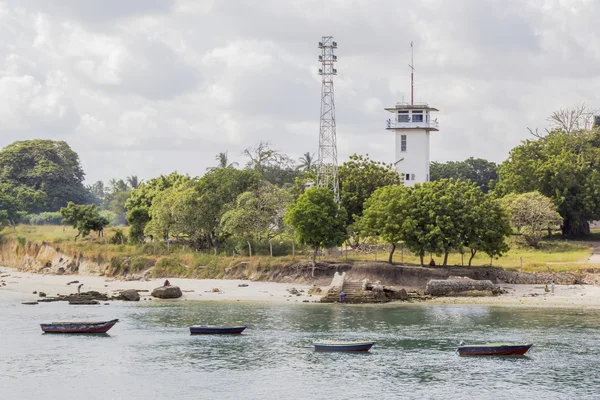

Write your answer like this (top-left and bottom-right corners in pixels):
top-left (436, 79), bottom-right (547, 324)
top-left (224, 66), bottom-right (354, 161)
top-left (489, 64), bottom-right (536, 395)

top-left (411, 173), bottom-right (416, 180)
top-left (412, 113), bottom-right (423, 122)
top-left (405, 174), bottom-right (410, 181)
top-left (401, 135), bottom-right (407, 152)
top-left (397, 111), bottom-right (409, 122)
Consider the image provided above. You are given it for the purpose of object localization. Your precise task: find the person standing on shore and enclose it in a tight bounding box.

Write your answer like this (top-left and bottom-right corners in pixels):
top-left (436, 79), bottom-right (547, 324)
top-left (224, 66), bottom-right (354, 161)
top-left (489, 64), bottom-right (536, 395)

top-left (339, 291), bottom-right (346, 303)
top-left (77, 283), bottom-right (83, 295)
top-left (551, 280), bottom-right (555, 295)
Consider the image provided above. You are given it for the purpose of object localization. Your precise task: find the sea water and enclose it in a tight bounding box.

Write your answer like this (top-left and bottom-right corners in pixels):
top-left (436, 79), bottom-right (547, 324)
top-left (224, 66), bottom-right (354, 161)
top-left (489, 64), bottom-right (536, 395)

top-left (1, 291), bottom-right (599, 400)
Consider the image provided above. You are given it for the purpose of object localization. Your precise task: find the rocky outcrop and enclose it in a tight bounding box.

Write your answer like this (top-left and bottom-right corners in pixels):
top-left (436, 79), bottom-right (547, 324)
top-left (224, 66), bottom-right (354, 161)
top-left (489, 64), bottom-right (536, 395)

top-left (425, 278), bottom-right (498, 296)
top-left (116, 289), bottom-right (140, 301)
top-left (151, 286), bottom-right (182, 299)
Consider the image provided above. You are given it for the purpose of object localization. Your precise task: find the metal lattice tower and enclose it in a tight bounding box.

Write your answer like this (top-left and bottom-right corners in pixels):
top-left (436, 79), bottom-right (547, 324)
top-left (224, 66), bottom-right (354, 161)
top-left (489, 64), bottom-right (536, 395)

top-left (316, 36), bottom-right (340, 203)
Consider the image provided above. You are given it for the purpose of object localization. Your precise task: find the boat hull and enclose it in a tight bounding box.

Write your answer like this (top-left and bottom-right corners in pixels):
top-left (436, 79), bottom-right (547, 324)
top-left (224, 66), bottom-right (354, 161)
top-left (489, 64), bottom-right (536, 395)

top-left (189, 325), bottom-right (247, 335)
top-left (314, 342), bottom-right (375, 352)
top-left (457, 344), bottom-right (532, 356)
top-left (40, 319), bottom-right (119, 334)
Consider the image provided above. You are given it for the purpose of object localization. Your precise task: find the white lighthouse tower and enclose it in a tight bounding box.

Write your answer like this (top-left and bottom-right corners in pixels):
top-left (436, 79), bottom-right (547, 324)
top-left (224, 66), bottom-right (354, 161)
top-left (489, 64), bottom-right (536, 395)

top-left (385, 43), bottom-right (439, 187)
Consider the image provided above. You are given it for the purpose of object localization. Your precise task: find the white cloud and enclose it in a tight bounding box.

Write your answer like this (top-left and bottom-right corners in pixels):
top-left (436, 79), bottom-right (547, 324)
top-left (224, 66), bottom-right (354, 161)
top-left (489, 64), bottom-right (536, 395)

top-left (1, 0), bottom-right (600, 184)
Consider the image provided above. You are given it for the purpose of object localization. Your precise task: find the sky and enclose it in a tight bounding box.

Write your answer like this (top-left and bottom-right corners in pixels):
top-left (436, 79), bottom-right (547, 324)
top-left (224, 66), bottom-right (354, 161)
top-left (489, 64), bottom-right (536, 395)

top-left (1, 0), bottom-right (599, 184)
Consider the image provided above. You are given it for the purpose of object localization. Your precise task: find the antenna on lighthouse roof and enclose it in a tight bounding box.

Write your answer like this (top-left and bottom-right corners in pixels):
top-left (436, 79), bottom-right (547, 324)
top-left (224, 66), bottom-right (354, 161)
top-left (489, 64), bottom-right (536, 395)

top-left (409, 41), bottom-right (414, 105)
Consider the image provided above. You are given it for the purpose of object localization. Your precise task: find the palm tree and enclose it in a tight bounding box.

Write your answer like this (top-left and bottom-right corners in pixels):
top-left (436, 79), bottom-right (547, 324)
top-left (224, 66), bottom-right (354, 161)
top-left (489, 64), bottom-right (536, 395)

top-left (298, 152), bottom-right (316, 172)
top-left (208, 151), bottom-right (238, 170)
top-left (126, 175), bottom-right (142, 189)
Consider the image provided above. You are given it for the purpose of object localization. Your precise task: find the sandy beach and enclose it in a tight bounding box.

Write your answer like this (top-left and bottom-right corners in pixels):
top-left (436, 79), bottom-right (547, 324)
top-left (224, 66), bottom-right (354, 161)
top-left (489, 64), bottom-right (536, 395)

top-left (0, 267), bottom-right (322, 303)
top-left (427, 283), bottom-right (600, 308)
top-left (3, 266), bottom-right (600, 308)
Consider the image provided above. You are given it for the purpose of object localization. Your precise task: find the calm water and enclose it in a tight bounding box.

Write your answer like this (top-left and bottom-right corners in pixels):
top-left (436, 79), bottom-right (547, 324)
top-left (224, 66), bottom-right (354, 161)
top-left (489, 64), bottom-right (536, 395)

top-left (1, 292), bottom-right (599, 400)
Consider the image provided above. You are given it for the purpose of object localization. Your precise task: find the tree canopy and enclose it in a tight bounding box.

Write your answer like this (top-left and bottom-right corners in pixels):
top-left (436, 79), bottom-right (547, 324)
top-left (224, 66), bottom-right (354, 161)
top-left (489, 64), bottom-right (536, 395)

top-left (60, 202), bottom-right (109, 240)
top-left (0, 140), bottom-right (88, 214)
top-left (497, 130), bottom-right (600, 237)
top-left (338, 154), bottom-right (401, 247)
top-left (502, 191), bottom-right (562, 247)
top-left (430, 157), bottom-right (498, 193)
top-left (285, 188), bottom-right (347, 267)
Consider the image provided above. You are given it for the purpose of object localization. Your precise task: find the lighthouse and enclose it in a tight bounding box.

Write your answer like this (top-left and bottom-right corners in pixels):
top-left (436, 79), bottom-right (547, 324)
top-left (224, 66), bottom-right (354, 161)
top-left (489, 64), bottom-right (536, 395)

top-left (385, 43), bottom-right (439, 187)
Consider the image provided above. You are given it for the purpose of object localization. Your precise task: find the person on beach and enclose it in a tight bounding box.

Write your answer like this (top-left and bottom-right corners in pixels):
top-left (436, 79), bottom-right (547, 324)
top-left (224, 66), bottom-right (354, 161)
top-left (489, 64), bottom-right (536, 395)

top-left (164, 279), bottom-right (171, 287)
top-left (551, 280), bottom-right (555, 295)
top-left (339, 291), bottom-right (346, 303)
top-left (77, 283), bottom-right (83, 295)
top-left (429, 258), bottom-right (436, 267)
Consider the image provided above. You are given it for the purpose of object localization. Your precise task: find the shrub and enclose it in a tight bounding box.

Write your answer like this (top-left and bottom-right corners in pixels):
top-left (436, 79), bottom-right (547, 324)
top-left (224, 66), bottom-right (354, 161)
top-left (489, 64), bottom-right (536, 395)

top-left (152, 257), bottom-right (187, 278)
top-left (109, 229), bottom-right (127, 245)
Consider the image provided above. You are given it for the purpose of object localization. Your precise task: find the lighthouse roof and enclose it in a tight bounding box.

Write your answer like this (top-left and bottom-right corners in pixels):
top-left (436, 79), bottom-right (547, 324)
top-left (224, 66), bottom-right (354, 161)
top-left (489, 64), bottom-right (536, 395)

top-left (385, 102), bottom-right (438, 112)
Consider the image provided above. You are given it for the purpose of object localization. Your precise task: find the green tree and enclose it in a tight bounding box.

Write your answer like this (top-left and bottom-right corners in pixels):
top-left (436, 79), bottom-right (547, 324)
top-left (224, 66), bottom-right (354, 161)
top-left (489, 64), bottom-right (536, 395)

top-left (430, 157), bottom-right (498, 193)
top-left (208, 151), bottom-right (238, 170)
top-left (338, 154), bottom-right (401, 247)
top-left (285, 188), bottom-right (347, 271)
top-left (60, 202), bottom-right (109, 240)
top-left (358, 185), bottom-right (409, 264)
top-left (298, 152), bottom-right (316, 172)
top-left (194, 168), bottom-right (262, 248)
top-left (243, 141), bottom-right (299, 187)
top-left (497, 130), bottom-right (600, 237)
top-left (221, 182), bottom-right (292, 242)
top-left (463, 193), bottom-right (512, 265)
top-left (0, 140), bottom-right (88, 213)
top-left (125, 172), bottom-right (192, 242)
top-left (502, 192), bottom-right (563, 247)
top-left (126, 175), bottom-right (143, 189)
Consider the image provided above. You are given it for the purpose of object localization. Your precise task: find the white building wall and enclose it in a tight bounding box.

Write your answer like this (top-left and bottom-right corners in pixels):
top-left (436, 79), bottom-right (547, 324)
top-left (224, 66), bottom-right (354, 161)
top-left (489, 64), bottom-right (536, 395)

top-left (394, 129), bottom-right (430, 187)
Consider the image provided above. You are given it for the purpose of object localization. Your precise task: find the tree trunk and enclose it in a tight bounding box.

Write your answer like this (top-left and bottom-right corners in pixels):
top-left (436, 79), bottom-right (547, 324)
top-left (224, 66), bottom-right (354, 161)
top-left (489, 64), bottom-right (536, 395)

top-left (311, 246), bottom-right (319, 277)
top-left (443, 251), bottom-right (449, 266)
top-left (562, 215), bottom-right (590, 238)
top-left (388, 243), bottom-right (396, 265)
top-left (468, 248), bottom-right (477, 267)
top-left (419, 252), bottom-right (424, 267)
top-left (74, 232), bottom-right (81, 241)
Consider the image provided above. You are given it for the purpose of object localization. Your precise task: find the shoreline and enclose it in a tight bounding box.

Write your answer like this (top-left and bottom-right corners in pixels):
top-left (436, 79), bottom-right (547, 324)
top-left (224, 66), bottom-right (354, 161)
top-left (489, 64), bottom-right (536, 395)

top-left (0, 267), bottom-right (322, 304)
top-left (3, 267), bottom-right (600, 308)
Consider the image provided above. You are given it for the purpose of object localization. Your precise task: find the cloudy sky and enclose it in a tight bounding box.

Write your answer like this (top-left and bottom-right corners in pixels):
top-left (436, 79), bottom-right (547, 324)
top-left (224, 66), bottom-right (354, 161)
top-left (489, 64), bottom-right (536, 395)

top-left (1, 0), bottom-right (599, 184)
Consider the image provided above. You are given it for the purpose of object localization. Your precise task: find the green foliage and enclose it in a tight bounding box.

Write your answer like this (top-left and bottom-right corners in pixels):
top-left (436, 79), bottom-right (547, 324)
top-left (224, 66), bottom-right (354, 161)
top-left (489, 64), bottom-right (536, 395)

top-left (497, 130), bottom-right (600, 237)
top-left (152, 256), bottom-right (186, 278)
top-left (220, 182), bottom-right (292, 242)
top-left (22, 212), bottom-right (63, 225)
top-left (431, 157), bottom-right (498, 193)
top-left (285, 188), bottom-right (348, 265)
top-left (243, 141), bottom-right (300, 187)
top-left (0, 140), bottom-right (88, 213)
top-left (109, 229), bottom-right (127, 245)
top-left (126, 172), bottom-right (192, 241)
top-left (338, 154), bottom-right (401, 242)
top-left (60, 202), bottom-right (110, 240)
top-left (502, 192), bottom-right (563, 247)
top-left (399, 179), bottom-right (511, 266)
top-left (358, 185), bottom-right (409, 263)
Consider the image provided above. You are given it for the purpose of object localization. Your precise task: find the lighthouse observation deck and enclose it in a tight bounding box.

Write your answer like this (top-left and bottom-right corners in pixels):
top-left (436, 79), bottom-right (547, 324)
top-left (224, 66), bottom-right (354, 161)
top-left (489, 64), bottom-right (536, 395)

top-left (385, 102), bottom-right (439, 131)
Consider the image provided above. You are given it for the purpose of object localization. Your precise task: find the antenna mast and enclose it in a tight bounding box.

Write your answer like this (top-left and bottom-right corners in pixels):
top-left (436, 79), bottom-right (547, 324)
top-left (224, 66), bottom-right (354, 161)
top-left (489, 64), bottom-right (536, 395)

top-left (316, 36), bottom-right (340, 203)
top-left (409, 41), bottom-right (414, 105)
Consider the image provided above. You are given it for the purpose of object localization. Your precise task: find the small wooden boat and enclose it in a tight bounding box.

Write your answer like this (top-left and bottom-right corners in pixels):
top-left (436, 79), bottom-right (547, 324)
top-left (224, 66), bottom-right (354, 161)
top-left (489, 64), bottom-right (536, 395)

top-left (457, 342), bottom-right (532, 356)
top-left (314, 340), bottom-right (375, 352)
top-left (40, 319), bottom-right (119, 334)
top-left (189, 325), bottom-right (247, 335)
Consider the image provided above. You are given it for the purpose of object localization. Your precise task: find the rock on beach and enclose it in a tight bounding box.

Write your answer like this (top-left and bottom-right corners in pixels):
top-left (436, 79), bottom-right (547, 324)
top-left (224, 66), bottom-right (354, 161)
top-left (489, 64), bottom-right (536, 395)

top-left (151, 286), bottom-right (183, 299)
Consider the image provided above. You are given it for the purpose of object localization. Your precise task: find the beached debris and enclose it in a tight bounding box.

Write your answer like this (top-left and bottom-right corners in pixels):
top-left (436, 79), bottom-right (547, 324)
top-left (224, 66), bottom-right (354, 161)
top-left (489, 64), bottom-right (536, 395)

top-left (22, 301), bottom-right (38, 305)
top-left (425, 278), bottom-right (498, 297)
top-left (38, 292), bottom-right (46, 297)
top-left (151, 285), bottom-right (183, 299)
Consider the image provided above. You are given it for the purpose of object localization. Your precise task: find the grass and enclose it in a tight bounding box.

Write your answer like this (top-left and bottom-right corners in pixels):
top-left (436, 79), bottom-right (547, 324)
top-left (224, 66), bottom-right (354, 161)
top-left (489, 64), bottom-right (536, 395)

top-left (1, 225), bottom-right (598, 276)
